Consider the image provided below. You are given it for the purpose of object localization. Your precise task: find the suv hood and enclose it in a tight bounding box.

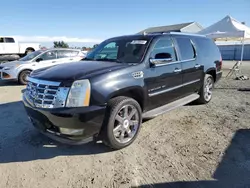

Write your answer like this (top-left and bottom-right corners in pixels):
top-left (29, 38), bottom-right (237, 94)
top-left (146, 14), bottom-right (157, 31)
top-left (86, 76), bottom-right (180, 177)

top-left (30, 61), bottom-right (128, 82)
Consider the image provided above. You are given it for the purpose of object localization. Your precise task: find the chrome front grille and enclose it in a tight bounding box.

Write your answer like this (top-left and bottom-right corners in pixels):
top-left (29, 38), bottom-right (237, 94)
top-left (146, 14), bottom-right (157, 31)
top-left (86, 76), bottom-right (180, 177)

top-left (25, 77), bottom-right (69, 108)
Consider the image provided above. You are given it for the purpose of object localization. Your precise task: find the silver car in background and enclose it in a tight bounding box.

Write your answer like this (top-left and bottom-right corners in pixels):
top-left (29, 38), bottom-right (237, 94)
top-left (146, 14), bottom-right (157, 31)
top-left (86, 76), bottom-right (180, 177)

top-left (0, 48), bottom-right (85, 84)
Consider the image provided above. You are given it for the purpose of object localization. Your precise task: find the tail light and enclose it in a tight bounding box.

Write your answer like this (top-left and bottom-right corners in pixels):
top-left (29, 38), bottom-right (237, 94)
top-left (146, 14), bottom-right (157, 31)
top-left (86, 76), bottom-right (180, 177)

top-left (216, 56), bottom-right (222, 71)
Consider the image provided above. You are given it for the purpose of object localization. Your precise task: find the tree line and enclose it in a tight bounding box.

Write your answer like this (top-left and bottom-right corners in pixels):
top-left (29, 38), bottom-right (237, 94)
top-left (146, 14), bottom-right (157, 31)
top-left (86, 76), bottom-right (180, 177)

top-left (53, 41), bottom-right (98, 51)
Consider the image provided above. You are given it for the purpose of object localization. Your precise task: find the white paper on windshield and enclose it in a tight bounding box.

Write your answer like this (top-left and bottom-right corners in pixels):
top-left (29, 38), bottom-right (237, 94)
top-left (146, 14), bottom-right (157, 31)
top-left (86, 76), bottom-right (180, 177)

top-left (130, 40), bottom-right (147, 44)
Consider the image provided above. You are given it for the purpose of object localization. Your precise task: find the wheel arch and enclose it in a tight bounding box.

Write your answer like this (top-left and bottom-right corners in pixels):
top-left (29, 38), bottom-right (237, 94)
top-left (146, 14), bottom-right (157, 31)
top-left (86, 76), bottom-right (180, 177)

top-left (17, 68), bottom-right (33, 80)
top-left (205, 68), bottom-right (216, 82)
top-left (108, 86), bottom-right (146, 112)
top-left (25, 47), bottom-right (35, 53)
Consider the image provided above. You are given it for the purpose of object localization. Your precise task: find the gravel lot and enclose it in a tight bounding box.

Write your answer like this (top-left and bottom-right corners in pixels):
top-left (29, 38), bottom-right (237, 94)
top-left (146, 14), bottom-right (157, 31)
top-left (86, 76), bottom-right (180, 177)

top-left (0, 61), bottom-right (250, 188)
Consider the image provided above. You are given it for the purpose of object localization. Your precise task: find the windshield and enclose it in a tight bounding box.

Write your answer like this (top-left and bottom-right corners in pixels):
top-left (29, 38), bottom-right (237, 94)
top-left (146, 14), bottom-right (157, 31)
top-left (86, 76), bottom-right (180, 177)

top-left (19, 50), bottom-right (43, 61)
top-left (85, 37), bottom-right (150, 63)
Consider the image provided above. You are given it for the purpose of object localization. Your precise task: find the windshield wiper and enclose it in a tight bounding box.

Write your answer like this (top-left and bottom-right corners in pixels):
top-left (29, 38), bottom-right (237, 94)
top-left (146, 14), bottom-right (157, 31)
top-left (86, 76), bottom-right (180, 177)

top-left (95, 58), bottom-right (123, 63)
top-left (82, 57), bottom-right (94, 61)
top-left (95, 58), bottom-right (115, 61)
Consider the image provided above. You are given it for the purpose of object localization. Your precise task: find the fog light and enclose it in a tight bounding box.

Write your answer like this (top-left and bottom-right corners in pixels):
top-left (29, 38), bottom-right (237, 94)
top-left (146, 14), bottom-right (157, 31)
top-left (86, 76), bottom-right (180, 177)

top-left (59, 128), bottom-right (84, 136)
top-left (3, 72), bottom-right (11, 78)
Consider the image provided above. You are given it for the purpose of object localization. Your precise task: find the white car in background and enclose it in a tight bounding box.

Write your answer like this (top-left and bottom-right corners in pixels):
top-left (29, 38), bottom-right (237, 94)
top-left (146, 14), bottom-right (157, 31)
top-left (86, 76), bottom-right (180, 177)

top-left (0, 48), bottom-right (85, 85)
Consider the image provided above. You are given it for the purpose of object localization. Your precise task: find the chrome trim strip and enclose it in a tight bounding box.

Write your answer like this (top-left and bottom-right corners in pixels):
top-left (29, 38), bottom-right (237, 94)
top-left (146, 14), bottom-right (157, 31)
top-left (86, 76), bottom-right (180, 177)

top-left (149, 79), bottom-right (200, 97)
top-left (155, 61), bottom-right (180, 67)
top-left (182, 79), bottom-right (200, 87)
top-left (154, 58), bottom-right (196, 67)
top-left (149, 84), bottom-right (182, 97)
top-left (181, 58), bottom-right (196, 63)
top-left (27, 77), bottom-right (60, 86)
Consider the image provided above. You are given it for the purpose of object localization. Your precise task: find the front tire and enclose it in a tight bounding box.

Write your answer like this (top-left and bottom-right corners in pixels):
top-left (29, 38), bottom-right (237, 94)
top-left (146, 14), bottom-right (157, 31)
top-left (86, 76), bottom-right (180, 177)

top-left (101, 96), bottom-right (142, 150)
top-left (18, 70), bottom-right (31, 85)
top-left (197, 74), bottom-right (214, 104)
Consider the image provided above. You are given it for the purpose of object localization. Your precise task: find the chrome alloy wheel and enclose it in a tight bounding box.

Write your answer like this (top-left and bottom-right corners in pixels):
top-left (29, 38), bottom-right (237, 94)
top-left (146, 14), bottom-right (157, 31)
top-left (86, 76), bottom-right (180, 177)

top-left (113, 105), bottom-right (139, 144)
top-left (204, 77), bottom-right (213, 101)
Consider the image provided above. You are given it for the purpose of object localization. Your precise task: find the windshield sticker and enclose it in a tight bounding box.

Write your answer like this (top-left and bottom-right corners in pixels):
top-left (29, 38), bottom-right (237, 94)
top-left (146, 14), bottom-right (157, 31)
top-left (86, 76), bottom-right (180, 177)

top-left (130, 40), bottom-right (147, 45)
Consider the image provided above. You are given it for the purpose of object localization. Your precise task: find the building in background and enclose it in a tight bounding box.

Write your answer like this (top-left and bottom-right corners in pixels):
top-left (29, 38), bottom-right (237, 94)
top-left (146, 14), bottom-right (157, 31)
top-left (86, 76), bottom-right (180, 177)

top-left (137, 22), bottom-right (203, 34)
top-left (138, 16), bottom-right (250, 61)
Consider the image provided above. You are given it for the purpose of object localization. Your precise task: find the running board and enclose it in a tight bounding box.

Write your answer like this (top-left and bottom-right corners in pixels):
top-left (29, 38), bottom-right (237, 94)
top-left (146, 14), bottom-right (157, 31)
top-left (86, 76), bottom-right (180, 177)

top-left (142, 93), bottom-right (200, 119)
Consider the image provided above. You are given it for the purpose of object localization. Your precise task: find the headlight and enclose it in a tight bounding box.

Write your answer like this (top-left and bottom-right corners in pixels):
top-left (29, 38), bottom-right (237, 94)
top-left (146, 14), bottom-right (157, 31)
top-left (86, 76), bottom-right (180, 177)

top-left (3, 66), bottom-right (12, 70)
top-left (3, 64), bottom-right (19, 70)
top-left (66, 79), bottom-right (91, 107)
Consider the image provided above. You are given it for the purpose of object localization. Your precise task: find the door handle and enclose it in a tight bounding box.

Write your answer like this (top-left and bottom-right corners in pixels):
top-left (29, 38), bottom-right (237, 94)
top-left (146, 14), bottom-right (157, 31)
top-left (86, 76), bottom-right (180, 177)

top-left (52, 61), bottom-right (56, 63)
top-left (174, 68), bottom-right (182, 73)
top-left (195, 64), bottom-right (201, 68)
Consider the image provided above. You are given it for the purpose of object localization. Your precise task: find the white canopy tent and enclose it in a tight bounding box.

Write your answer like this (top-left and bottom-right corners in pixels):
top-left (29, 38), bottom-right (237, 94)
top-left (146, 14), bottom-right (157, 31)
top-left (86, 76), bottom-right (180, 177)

top-left (198, 15), bottom-right (250, 62)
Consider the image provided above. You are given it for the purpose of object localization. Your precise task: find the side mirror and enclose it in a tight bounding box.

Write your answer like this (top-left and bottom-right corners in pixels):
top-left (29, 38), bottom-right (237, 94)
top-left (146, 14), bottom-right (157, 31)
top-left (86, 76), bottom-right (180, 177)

top-left (36, 58), bottom-right (43, 62)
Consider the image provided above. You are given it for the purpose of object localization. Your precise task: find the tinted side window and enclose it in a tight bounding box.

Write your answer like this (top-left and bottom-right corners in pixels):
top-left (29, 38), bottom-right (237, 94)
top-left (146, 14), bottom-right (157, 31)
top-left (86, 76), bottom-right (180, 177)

top-left (194, 38), bottom-right (220, 58)
top-left (175, 37), bottom-right (195, 60)
top-left (39, 51), bottom-right (57, 61)
top-left (4, 38), bottom-right (15, 43)
top-left (0, 38), bottom-right (3, 43)
top-left (151, 38), bottom-right (177, 62)
top-left (57, 50), bottom-right (79, 58)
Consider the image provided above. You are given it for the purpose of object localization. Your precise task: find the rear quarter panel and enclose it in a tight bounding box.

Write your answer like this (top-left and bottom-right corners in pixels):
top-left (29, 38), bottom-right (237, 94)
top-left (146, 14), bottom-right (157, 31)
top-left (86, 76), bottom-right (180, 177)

top-left (191, 36), bottom-right (221, 74)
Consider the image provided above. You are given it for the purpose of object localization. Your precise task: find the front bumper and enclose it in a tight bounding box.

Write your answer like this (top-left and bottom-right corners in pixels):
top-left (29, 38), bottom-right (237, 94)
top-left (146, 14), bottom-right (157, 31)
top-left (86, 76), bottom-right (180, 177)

top-left (0, 69), bottom-right (17, 80)
top-left (22, 95), bottom-right (106, 144)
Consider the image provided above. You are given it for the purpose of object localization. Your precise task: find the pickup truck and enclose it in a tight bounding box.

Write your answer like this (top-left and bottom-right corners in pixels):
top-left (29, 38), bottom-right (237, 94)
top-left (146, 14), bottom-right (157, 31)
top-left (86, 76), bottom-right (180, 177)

top-left (22, 32), bottom-right (222, 150)
top-left (0, 36), bottom-right (40, 57)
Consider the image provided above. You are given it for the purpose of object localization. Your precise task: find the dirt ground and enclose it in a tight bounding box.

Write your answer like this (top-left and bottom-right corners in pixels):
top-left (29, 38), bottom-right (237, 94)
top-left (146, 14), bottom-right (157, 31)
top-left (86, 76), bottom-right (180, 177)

top-left (0, 61), bottom-right (250, 188)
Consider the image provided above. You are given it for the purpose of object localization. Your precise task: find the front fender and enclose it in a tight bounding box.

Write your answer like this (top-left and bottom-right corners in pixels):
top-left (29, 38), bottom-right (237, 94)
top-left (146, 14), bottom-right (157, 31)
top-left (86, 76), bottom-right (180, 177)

top-left (16, 65), bottom-right (34, 78)
top-left (90, 70), bottom-right (147, 108)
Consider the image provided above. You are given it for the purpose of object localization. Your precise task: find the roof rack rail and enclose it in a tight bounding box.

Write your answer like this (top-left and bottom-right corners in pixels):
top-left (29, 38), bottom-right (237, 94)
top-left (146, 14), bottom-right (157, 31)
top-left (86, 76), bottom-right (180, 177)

top-left (143, 31), bottom-right (167, 35)
top-left (144, 30), bottom-right (179, 35)
top-left (142, 31), bottom-right (205, 37)
top-left (169, 32), bottom-right (205, 37)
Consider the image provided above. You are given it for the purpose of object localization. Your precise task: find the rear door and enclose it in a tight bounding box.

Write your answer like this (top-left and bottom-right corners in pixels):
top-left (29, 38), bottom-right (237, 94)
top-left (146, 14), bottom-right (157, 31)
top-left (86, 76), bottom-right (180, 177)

top-left (174, 36), bottom-right (203, 95)
top-left (3, 37), bottom-right (19, 54)
top-left (33, 50), bottom-right (58, 69)
top-left (145, 36), bottom-right (183, 110)
top-left (56, 50), bottom-right (81, 64)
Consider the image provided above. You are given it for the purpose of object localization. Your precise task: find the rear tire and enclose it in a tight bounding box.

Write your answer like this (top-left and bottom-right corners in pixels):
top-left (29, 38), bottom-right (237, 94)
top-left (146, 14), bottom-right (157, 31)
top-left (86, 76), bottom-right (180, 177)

top-left (25, 49), bottom-right (34, 55)
top-left (197, 74), bottom-right (214, 104)
top-left (101, 96), bottom-right (142, 150)
top-left (18, 70), bottom-right (31, 85)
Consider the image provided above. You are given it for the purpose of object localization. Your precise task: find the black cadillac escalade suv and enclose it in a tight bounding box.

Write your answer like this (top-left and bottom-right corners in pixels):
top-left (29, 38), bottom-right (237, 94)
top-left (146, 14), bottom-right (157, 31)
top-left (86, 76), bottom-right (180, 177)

top-left (22, 32), bottom-right (222, 149)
